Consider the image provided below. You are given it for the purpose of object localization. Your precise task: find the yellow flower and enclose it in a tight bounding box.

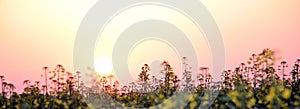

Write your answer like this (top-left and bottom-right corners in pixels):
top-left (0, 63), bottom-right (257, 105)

top-left (231, 98), bottom-right (241, 108)
top-left (258, 100), bottom-right (262, 104)
top-left (202, 100), bottom-right (209, 106)
top-left (67, 100), bottom-right (72, 105)
top-left (190, 101), bottom-right (197, 109)
top-left (159, 94), bottom-right (165, 99)
top-left (269, 86), bottom-right (275, 96)
top-left (265, 86), bottom-right (276, 102)
top-left (55, 99), bottom-right (62, 104)
top-left (246, 92), bottom-right (253, 98)
top-left (250, 98), bottom-right (256, 104)
top-left (193, 94), bottom-right (198, 98)
top-left (162, 99), bottom-right (175, 109)
top-left (247, 98), bottom-right (256, 108)
top-left (15, 105), bottom-right (20, 109)
top-left (282, 88), bottom-right (291, 99)
top-left (63, 102), bottom-right (69, 109)
top-left (265, 94), bottom-right (273, 102)
top-left (34, 99), bottom-right (38, 105)
top-left (228, 91), bottom-right (239, 97)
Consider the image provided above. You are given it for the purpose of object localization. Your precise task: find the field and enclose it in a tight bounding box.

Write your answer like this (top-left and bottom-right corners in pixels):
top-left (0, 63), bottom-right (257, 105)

top-left (0, 49), bottom-right (299, 109)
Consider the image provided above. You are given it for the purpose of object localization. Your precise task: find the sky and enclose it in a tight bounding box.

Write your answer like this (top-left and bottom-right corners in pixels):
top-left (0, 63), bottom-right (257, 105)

top-left (0, 0), bottom-right (300, 93)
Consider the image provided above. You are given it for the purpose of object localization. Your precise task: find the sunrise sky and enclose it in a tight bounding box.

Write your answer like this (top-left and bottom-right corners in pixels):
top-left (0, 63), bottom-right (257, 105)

top-left (0, 0), bottom-right (300, 93)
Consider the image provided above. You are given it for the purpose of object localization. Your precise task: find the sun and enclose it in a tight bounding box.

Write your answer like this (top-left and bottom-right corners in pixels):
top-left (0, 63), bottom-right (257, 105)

top-left (94, 57), bottom-right (113, 75)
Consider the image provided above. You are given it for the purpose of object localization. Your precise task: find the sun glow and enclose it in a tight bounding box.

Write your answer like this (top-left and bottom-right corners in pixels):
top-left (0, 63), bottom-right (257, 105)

top-left (94, 57), bottom-right (113, 75)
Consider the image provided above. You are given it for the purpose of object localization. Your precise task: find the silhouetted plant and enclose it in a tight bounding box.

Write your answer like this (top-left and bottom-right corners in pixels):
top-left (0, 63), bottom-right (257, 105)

top-left (42, 66), bottom-right (49, 95)
top-left (0, 49), bottom-right (299, 108)
top-left (138, 64), bottom-right (150, 93)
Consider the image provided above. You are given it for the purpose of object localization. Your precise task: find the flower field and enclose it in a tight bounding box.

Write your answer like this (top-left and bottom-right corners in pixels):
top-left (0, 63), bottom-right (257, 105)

top-left (0, 49), bottom-right (299, 109)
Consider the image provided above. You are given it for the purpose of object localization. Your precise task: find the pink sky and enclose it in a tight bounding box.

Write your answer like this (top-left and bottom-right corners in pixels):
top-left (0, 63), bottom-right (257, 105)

top-left (0, 0), bottom-right (300, 93)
